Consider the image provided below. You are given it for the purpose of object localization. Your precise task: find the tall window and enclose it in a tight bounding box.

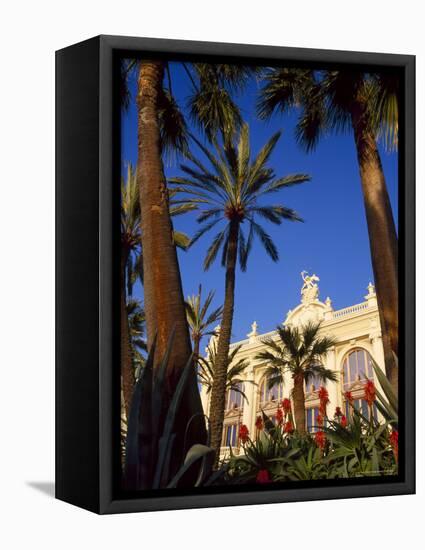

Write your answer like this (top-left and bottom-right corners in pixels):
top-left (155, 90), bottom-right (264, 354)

top-left (259, 375), bottom-right (284, 405)
top-left (305, 406), bottom-right (326, 433)
top-left (222, 423), bottom-right (239, 447)
top-left (225, 383), bottom-right (244, 411)
top-left (342, 348), bottom-right (374, 389)
top-left (342, 348), bottom-right (377, 422)
top-left (345, 398), bottom-right (378, 422)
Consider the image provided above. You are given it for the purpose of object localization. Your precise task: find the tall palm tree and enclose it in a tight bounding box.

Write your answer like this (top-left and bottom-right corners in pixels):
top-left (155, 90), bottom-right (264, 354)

top-left (185, 285), bottom-right (223, 362)
top-left (198, 342), bottom-right (254, 405)
top-left (121, 164), bottom-right (192, 417)
top-left (169, 123), bottom-right (310, 459)
top-left (256, 321), bottom-right (337, 434)
top-left (257, 69), bottom-right (399, 390)
top-left (136, 60), bottom-right (220, 466)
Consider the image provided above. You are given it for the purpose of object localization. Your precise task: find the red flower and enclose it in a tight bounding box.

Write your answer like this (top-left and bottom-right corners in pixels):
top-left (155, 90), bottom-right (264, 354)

top-left (276, 406), bottom-right (284, 425)
top-left (255, 415), bottom-right (263, 431)
top-left (256, 469), bottom-right (271, 484)
top-left (318, 386), bottom-right (329, 414)
top-left (314, 430), bottom-right (326, 449)
top-left (335, 406), bottom-right (342, 417)
top-left (239, 424), bottom-right (249, 444)
top-left (344, 391), bottom-right (353, 405)
top-left (284, 420), bottom-right (294, 434)
top-left (390, 429), bottom-right (398, 462)
top-left (282, 398), bottom-right (291, 414)
top-left (341, 415), bottom-right (347, 428)
top-left (318, 386), bottom-right (329, 403)
top-left (364, 380), bottom-right (376, 406)
top-left (316, 413), bottom-right (324, 427)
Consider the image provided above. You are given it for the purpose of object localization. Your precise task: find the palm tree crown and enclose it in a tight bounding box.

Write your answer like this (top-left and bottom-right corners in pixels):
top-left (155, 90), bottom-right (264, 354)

top-left (198, 342), bottom-right (254, 404)
top-left (256, 321), bottom-right (337, 434)
top-left (185, 285), bottom-right (223, 356)
top-left (256, 321), bottom-right (337, 386)
top-left (169, 123), bottom-right (310, 270)
top-left (257, 68), bottom-right (399, 152)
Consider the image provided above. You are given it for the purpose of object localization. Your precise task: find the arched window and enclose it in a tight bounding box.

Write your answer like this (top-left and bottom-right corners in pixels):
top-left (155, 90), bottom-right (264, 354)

top-left (225, 383), bottom-right (245, 412)
top-left (342, 348), bottom-right (374, 390)
top-left (259, 375), bottom-right (284, 405)
top-left (342, 348), bottom-right (377, 422)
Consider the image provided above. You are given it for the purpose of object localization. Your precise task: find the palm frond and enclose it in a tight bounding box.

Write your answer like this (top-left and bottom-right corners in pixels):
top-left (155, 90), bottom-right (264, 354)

top-left (173, 231), bottom-right (191, 250)
top-left (249, 219), bottom-right (279, 262)
top-left (204, 227), bottom-right (228, 270)
top-left (158, 89), bottom-right (189, 162)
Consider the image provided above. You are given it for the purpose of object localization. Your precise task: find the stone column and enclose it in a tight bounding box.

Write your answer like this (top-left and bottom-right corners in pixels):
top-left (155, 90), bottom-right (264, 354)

top-left (200, 383), bottom-right (209, 417)
top-left (370, 332), bottom-right (385, 391)
top-left (242, 364), bottom-right (256, 434)
top-left (326, 346), bottom-right (341, 416)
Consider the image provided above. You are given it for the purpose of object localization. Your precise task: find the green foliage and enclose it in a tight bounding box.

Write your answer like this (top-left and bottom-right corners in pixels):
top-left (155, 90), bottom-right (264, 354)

top-left (370, 354), bottom-right (398, 427)
top-left (185, 285), bottom-right (223, 350)
top-left (169, 122), bottom-right (309, 272)
top-left (124, 333), bottom-right (219, 490)
top-left (225, 404), bottom-right (397, 484)
top-left (187, 63), bottom-right (256, 143)
top-left (225, 420), bottom-right (299, 484)
top-left (323, 408), bottom-right (397, 477)
top-left (198, 342), bottom-right (255, 402)
top-left (256, 321), bottom-right (338, 388)
top-left (121, 164), bottom-right (192, 292)
top-left (257, 68), bottom-right (399, 153)
top-left (125, 298), bottom-right (147, 380)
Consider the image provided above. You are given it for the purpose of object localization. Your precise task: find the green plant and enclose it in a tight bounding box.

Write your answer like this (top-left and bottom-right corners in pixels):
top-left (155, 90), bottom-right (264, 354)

top-left (170, 122), bottom-right (309, 460)
top-left (198, 342), bottom-right (255, 403)
top-left (370, 354), bottom-right (398, 427)
top-left (256, 321), bottom-right (337, 434)
top-left (124, 332), bottom-right (217, 490)
top-left (224, 388), bottom-right (398, 484)
top-left (258, 68), bottom-right (399, 389)
top-left (185, 285), bottom-right (223, 361)
top-left (324, 407), bottom-right (397, 477)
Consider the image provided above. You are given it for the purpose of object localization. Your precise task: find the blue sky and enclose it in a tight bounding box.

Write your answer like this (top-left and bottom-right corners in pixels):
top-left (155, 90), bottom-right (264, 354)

top-left (121, 62), bottom-right (398, 349)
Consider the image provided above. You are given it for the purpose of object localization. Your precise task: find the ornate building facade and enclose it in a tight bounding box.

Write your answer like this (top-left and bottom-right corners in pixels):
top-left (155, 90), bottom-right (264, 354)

top-left (199, 273), bottom-right (386, 456)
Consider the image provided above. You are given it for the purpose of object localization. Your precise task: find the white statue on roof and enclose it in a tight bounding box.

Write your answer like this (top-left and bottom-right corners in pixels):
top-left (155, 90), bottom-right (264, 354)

top-left (300, 270), bottom-right (320, 304)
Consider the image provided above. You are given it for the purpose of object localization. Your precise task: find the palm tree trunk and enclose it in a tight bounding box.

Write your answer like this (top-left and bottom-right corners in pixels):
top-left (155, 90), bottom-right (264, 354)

top-left (351, 100), bottom-right (398, 393)
top-left (136, 60), bottom-right (206, 466)
top-left (208, 221), bottom-right (239, 464)
top-left (120, 248), bottom-right (134, 419)
top-left (193, 335), bottom-right (200, 364)
top-left (292, 373), bottom-right (306, 434)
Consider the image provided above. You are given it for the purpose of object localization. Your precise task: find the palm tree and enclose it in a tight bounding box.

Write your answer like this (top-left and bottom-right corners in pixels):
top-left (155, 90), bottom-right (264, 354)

top-left (257, 68), bottom-right (399, 391)
top-left (136, 60), bottom-right (212, 466)
top-left (169, 123), bottom-right (310, 459)
top-left (134, 60), bottom-right (257, 457)
top-left (121, 163), bottom-right (192, 417)
top-left (256, 321), bottom-right (337, 434)
top-left (198, 342), bottom-right (254, 405)
top-left (121, 163), bottom-right (141, 418)
top-left (185, 285), bottom-right (223, 362)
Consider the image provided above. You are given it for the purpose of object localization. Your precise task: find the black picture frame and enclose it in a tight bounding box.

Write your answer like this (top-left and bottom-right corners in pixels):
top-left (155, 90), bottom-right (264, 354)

top-left (56, 35), bottom-right (415, 514)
